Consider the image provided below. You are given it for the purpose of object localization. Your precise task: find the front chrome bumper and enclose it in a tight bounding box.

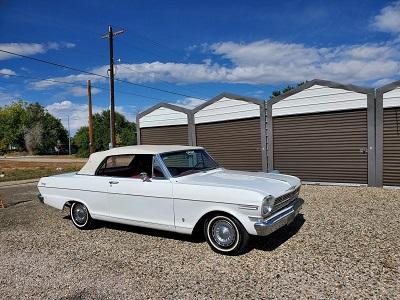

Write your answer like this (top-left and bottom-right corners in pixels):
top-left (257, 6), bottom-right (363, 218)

top-left (254, 198), bottom-right (304, 236)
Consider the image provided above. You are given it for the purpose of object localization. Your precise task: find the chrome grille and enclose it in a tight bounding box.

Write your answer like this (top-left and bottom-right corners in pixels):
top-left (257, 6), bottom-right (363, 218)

top-left (272, 186), bottom-right (300, 213)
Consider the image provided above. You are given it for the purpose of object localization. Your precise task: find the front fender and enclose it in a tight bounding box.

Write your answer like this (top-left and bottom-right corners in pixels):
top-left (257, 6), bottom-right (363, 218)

top-left (173, 199), bottom-right (258, 235)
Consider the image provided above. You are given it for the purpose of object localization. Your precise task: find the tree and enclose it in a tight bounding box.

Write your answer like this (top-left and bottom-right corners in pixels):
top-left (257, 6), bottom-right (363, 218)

top-left (74, 126), bottom-right (90, 157)
top-left (73, 110), bottom-right (137, 157)
top-left (24, 123), bottom-right (43, 154)
top-left (0, 100), bottom-right (68, 154)
top-left (270, 82), bottom-right (306, 99)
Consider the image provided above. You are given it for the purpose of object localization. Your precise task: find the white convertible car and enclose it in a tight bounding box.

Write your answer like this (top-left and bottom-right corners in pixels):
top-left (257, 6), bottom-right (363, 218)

top-left (37, 145), bottom-right (303, 255)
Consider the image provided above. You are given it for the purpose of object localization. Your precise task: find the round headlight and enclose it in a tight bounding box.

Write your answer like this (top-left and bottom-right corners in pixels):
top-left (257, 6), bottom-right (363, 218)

top-left (262, 195), bottom-right (275, 216)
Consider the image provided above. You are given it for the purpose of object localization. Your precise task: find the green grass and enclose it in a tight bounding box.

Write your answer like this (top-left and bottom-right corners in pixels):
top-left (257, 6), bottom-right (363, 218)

top-left (0, 167), bottom-right (80, 182)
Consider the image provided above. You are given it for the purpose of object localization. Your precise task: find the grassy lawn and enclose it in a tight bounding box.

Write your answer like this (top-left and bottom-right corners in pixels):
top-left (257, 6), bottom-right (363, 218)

top-left (0, 161), bottom-right (84, 182)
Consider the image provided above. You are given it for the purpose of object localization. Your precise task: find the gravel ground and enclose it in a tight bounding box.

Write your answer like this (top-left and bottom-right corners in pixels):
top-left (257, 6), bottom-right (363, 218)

top-left (0, 184), bottom-right (399, 299)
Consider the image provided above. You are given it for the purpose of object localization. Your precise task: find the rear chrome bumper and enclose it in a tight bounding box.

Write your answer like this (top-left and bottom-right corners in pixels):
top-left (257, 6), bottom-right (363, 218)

top-left (37, 193), bottom-right (44, 203)
top-left (254, 198), bottom-right (304, 236)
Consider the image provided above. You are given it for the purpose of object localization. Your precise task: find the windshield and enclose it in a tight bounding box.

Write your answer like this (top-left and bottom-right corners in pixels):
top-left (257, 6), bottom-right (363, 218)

top-left (160, 149), bottom-right (219, 177)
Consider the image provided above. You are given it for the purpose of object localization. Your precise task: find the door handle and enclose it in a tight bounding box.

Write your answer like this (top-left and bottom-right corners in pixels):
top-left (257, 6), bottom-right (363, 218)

top-left (109, 181), bottom-right (119, 185)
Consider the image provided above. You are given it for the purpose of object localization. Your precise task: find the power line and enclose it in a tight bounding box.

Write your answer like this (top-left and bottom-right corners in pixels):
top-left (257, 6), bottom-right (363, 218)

top-left (117, 63), bottom-right (208, 99)
top-left (0, 72), bottom-right (168, 101)
top-left (0, 48), bottom-right (205, 100)
top-left (114, 76), bottom-right (206, 100)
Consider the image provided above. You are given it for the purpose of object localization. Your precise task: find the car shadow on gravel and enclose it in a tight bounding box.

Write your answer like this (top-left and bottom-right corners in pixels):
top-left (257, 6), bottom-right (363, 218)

top-left (63, 215), bottom-right (205, 243)
top-left (247, 214), bottom-right (305, 253)
top-left (63, 213), bottom-right (305, 253)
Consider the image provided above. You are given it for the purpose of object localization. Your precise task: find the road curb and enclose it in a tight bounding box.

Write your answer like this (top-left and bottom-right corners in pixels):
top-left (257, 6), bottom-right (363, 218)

top-left (0, 178), bottom-right (39, 188)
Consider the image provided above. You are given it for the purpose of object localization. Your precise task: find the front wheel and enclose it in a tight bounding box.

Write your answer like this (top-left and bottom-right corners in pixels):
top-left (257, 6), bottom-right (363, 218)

top-left (70, 202), bottom-right (93, 229)
top-left (204, 214), bottom-right (249, 255)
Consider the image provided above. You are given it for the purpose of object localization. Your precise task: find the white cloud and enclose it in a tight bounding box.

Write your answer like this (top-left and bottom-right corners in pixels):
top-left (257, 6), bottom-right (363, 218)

top-left (205, 40), bottom-right (400, 84)
top-left (172, 97), bottom-right (206, 109)
top-left (115, 105), bottom-right (137, 123)
top-left (113, 62), bottom-right (229, 84)
top-left (0, 42), bottom-right (75, 60)
top-left (46, 100), bottom-right (104, 133)
top-left (45, 100), bottom-right (136, 134)
top-left (373, 78), bottom-right (395, 87)
top-left (69, 86), bottom-right (101, 97)
top-left (372, 1), bottom-right (400, 33)
top-left (343, 44), bottom-right (398, 59)
top-left (210, 40), bottom-right (321, 67)
top-left (0, 88), bottom-right (21, 105)
top-left (25, 38), bottom-right (400, 88)
top-left (65, 42), bottom-right (76, 48)
top-left (0, 68), bottom-right (16, 77)
top-left (98, 41), bottom-right (400, 85)
top-left (30, 73), bottom-right (104, 90)
top-left (30, 73), bottom-right (104, 98)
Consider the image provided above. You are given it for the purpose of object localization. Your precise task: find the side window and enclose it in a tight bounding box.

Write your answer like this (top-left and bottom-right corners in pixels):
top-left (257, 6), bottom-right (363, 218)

top-left (152, 156), bottom-right (165, 179)
top-left (96, 154), bottom-right (155, 178)
top-left (106, 155), bottom-right (135, 168)
top-left (96, 154), bottom-right (135, 176)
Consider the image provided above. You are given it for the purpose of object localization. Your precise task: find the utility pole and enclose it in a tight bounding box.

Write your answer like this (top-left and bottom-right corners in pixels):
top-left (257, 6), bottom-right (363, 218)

top-left (101, 25), bottom-right (124, 149)
top-left (67, 115), bottom-right (71, 155)
top-left (87, 80), bottom-right (94, 154)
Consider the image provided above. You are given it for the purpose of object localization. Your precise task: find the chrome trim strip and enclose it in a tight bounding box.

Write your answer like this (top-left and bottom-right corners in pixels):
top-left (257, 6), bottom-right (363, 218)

top-left (96, 214), bottom-right (175, 229)
top-left (238, 204), bottom-right (259, 211)
top-left (39, 186), bottom-right (254, 207)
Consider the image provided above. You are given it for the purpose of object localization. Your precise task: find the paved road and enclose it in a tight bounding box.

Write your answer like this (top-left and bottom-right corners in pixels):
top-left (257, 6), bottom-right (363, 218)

top-left (0, 182), bottom-right (38, 207)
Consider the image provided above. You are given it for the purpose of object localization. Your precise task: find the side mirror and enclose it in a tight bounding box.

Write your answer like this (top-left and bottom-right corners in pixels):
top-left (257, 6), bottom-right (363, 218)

top-left (139, 172), bottom-right (151, 182)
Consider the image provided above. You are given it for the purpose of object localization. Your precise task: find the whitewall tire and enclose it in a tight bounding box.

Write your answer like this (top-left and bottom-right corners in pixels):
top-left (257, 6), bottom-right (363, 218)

top-left (204, 214), bottom-right (249, 255)
top-left (70, 202), bottom-right (93, 230)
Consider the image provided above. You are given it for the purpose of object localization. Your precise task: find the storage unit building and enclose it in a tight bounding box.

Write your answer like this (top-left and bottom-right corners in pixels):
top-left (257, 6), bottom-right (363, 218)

top-left (137, 103), bottom-right (193, 146)
top-left (267, 80), bottom-right (375, 186)
top-left (193, 93), bottom-right (267, 171)
top-left (376, 82), bottom-right (400, 187)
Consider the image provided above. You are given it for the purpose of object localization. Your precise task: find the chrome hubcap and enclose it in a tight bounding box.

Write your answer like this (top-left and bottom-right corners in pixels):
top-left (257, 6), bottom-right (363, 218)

top-left (72, 204), bottom-right (87, 225)
top-left (212, 220), bottom-right (236, 247)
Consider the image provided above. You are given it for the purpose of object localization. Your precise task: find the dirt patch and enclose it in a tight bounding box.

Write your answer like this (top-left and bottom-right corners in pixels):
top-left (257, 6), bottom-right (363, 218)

top-left (0, 160), bottom-right (84, 182)
top-left (0, 160), bottom-right (84, 170)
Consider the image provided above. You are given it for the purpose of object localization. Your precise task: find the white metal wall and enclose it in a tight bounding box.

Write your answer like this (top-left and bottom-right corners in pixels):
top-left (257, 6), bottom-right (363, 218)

top-left (139, 107), bottom-right (188, 128)
top-left (272, 85), bottom-right (368, 117)
top-left (194, 97), bottom-right (260, 124)
top-left (382, 87), bottom-right (400, 108)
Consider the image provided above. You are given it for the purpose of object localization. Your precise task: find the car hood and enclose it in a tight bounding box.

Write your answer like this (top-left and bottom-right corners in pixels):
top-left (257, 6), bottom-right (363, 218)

top-left (175, 168), bottom-right (300, 198)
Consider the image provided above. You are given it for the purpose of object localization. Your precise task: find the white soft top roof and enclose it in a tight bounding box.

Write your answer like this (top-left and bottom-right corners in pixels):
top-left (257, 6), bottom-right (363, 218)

top-left (78, 145), bottom-right (203, 175)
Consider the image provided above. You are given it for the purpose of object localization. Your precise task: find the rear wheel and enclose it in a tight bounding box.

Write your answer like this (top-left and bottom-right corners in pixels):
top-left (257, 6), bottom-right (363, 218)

top-left (204, 214), bottom-right (249, 255)
top-left (70, 202), bottom-right (93, 229)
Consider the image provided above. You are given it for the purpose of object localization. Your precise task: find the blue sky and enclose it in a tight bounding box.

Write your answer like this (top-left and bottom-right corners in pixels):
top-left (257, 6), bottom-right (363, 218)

top-left (1, 0), bottom-right (400, 132)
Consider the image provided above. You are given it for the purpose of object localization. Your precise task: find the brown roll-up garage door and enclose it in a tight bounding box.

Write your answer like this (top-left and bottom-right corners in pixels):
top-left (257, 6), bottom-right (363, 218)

top-left (383, 107), bottom-right (400, 186)
top-left (196, 117), bottom-right (262, 171)
top-left (140, 125), bottom-right (189, 145)
top-left (273, 109), bottom-right (368, 184)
